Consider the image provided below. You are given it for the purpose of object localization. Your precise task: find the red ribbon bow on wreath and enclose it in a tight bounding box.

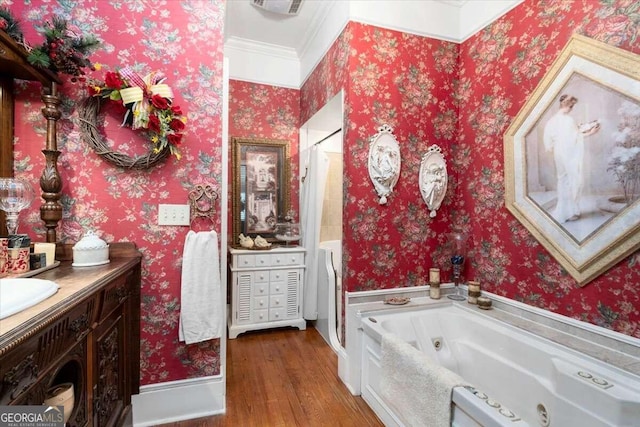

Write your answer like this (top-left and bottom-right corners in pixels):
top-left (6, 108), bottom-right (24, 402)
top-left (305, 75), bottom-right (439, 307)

top-left (90, 66), bottom-right (187, 160)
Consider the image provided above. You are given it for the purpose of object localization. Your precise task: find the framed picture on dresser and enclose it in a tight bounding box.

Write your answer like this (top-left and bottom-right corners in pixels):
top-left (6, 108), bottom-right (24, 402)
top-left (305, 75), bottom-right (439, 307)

top-left (231, 137), bottom-right (290, 243)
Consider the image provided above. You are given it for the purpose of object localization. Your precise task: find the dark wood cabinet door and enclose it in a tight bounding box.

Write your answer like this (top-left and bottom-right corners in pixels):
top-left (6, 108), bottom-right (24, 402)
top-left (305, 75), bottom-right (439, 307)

top-left (93, 308), bottom-right (126, 427)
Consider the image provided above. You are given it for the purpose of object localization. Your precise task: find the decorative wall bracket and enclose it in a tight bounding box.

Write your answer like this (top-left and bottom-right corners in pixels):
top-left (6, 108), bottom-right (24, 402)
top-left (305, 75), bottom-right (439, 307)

top-left (419, 145), bottom-right (448, 217)
top-left (188, 184), bottom-right (218, 225)
top-left (367, 124), bottom-right (401, 205)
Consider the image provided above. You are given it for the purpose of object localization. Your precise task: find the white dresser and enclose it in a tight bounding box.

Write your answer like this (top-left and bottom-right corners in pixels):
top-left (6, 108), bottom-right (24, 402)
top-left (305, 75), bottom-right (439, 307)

top-left (228, 246), bottom-right (306, 339)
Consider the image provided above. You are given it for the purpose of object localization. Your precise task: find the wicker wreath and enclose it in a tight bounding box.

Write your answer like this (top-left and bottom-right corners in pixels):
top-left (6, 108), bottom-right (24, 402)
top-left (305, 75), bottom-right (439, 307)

top-left (78, 96), bottom-right (170, 170)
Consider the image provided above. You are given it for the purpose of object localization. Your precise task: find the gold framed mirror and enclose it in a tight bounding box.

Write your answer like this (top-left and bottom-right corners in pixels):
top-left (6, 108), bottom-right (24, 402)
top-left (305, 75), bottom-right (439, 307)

top-left (231, 137), bottom-right (290, 244)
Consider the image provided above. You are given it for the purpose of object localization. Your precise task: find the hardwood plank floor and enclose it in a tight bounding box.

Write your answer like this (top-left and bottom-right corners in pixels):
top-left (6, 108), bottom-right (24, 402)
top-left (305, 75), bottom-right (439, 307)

top-left (160, 326), bottom-right (383, 427)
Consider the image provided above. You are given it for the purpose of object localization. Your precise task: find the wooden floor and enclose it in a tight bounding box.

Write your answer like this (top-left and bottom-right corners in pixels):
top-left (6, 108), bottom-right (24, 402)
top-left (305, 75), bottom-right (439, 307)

top-left (160, 326), bottom-right (383, 427)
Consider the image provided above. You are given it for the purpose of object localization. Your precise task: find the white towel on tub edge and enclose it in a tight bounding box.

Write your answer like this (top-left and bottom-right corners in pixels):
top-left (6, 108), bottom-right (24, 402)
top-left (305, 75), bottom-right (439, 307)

top-left (179, 230), bottom-right (222, 344)
top-left (379, 332), bottom-right (468, 427)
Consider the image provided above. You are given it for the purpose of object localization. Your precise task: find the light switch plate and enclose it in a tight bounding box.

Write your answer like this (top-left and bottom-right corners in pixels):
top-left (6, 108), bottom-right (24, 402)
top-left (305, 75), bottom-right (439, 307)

top-left (158, 204), bottom-right (190, 226)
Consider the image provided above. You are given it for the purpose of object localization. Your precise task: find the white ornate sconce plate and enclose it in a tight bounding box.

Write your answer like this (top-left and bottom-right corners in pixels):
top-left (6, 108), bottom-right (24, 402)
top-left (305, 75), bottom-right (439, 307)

top-left (419, 145), bottom-right (447, 217)
top-left (368, 124), bottom-right (401, 204)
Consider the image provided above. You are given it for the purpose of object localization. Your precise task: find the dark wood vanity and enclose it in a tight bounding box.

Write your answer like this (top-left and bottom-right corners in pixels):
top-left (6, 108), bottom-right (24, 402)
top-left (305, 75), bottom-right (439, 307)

top-left (0, 243), bottom-right (141, 426)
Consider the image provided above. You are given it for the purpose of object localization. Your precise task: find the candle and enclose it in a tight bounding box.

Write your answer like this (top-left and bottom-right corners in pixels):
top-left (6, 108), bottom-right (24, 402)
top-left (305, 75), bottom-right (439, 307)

top-left (467, 281), bottom-right (481, 293)
top-left (429, 268), bottom-right (440, 283)
top-left (429, 282), bottom-right (441, 299)
top-left (477, 296), bottom-right (492, 310)
top-left (34, 242), bottom-right (56, 267)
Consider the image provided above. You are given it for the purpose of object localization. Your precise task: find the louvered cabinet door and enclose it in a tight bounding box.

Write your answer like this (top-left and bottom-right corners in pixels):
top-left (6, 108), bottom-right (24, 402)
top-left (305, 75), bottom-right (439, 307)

top-left (235, 272), bottom-right (253, 324)
top-left (284, 269), bottom-right (301, 320)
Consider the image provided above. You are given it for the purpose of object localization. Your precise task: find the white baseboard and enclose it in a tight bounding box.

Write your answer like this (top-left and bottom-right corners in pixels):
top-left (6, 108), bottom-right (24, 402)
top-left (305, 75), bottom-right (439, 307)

top-left (337, 348), bottom-right (359, 395)
top-left (132, 375), bottom-right (225, 426)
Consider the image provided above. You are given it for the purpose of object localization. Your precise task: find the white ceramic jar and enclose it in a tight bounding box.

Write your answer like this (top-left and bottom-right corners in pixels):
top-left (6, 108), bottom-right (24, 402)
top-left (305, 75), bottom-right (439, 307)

top-left (72, 231), bottom-right (109, 267)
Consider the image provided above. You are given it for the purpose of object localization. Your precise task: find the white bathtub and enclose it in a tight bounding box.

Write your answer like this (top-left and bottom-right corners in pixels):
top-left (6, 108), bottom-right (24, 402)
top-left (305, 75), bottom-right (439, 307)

top-left (359, 303), bottom-right (640, 427)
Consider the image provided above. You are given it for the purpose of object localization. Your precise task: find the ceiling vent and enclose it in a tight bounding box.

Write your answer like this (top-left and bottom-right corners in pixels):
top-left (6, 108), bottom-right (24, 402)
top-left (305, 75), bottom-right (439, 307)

top-left (251, 0), bottom-right (303, 15)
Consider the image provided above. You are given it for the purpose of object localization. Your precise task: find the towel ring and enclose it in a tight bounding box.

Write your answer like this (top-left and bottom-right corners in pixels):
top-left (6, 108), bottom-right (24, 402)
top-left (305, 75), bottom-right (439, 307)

top-left (188, 184), bottom-right (218, 225)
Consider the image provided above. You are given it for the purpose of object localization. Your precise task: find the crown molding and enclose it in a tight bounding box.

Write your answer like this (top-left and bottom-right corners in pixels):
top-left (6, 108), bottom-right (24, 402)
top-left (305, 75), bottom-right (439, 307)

top-left (224, 0), bottom-right (522, 88)
top-left (224, 37), bottom-right (298, 60)
top-left (225, 37), bottom-right (300, 89)
top-left (297, 0), bottom-right (343, 59)
top-left (299, 1), bottom-right (350, 87)
top-left (458, 0), bottom-right (522, 42)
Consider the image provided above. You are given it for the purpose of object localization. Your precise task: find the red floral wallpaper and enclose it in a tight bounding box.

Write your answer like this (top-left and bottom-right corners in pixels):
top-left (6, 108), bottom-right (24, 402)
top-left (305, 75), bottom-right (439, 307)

top-left (459, 0), bottom-right (640, 336)
top-left (302, 22), bottom-right (458, 294)
top-left (7, 0), bottom-right (225, 384)
top-left (302, 1), bottom-right (639, 338)
top-left (228, 80), bottom-right (301, 233)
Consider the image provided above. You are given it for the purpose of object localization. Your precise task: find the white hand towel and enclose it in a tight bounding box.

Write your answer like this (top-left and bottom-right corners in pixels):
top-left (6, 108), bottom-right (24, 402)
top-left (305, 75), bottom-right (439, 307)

top-left (179, 230), bottom-right (222, 344)
top-left (380, 332), bottom-right (468, 427)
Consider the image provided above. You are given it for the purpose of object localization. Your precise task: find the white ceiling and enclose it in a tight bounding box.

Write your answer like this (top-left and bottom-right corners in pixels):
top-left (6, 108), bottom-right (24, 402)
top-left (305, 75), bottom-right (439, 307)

top-left (224, 0), bottom-right (522, 88)
top-left (225, 0), bottom-right (335, 56)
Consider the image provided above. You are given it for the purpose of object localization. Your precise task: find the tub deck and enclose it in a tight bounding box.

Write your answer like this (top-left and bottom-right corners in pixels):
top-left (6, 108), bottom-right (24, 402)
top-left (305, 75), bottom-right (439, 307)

top-left (352, 291), bottom-right (640, 379)
top-left (349, 289), bottom-right (640, 427)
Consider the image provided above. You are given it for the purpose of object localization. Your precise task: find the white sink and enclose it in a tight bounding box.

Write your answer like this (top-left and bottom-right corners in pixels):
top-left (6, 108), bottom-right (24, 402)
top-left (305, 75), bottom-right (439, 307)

top-left (0, 278), bottom-right (59, 320)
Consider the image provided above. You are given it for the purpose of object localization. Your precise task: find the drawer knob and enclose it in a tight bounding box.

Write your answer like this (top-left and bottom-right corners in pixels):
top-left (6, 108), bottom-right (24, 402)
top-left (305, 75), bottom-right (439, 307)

top-left (274, 313), bottom-right (280, 318)
top-left (276, 259), bottom-right (281, 263)
top-left (274, 300), bottom-right (280, 305)
top-left (259, 301), bottom-right (264, 306)
top-left (275, 286), bottom-right (280, 292)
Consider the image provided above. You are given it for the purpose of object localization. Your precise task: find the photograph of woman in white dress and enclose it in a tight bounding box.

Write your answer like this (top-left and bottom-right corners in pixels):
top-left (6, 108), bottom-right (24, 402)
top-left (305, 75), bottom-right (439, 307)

top-left (543, 94), bottom-right (601, 223)
top-left (525, 73), bottom-right (640, 243)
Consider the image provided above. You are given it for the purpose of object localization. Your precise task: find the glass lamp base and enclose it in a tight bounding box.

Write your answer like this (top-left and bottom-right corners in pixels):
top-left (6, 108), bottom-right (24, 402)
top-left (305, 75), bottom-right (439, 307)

top-left (447, 294), bottom-right (466, 301)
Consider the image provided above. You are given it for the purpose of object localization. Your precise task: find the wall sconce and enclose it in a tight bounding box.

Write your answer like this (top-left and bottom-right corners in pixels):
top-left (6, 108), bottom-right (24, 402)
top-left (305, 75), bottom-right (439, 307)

top-left (419, 144), bottom-right (447, 217)
top-left (368, 124), bottom-right (401, 205)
